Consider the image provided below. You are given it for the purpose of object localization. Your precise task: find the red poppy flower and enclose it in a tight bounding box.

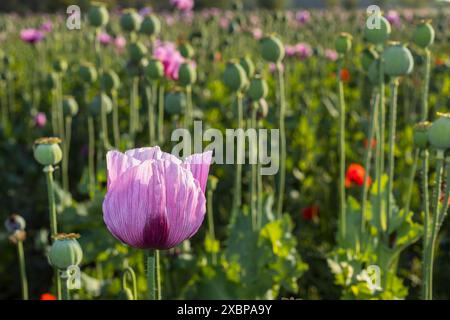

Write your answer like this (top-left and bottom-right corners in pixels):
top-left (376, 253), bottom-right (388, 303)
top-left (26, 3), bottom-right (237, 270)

top-left (40, 293), bottom-right (57, 300)
top-left (340, 68), bottom-right (350, 82)
top-left (345, 163), bottom-right (371, 188)
top-left (301, 205), bottom-right (319, 221)
top-left (363, 138), bottom-right (377, 149)
top-left (435, 58), bottom-right (445, 66)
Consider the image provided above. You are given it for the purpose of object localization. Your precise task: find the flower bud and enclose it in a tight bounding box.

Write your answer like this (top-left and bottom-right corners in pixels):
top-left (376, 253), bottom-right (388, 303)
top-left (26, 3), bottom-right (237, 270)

top-left (178, 62), bottom-right (197, 87)
top-left (140, 14), bottom-right (161, 36)
top-left (335, 32), bottom-right (352, 55)
top-left (248, 75), bottom-right (268, 101)
top-left (120, 9), bottom-right (142, 32)
top-left (382, 42), bottom-right (414, 77)
top-left (33, 137), bottom-right (63, 166)
top-left (53, 59), bottom-right (68, 73)
top-left (179, 42), bottom-right (195, 59)
top-left (89, 93), bottom-right (113, 116)
top-left (4, 214), bottom-right (26, 234)
top-left (46, 72), bottom-right (59, 89)
top-left (101, 70), bottom-right (120, 92)
top-left (78, 63), bottom-right (98, 84)
top-left (223, 61), bottom-right (247, 92)
top-left (88, 4), bottom-right (109, 28)
top-left (165, 90), bottom-right (186, 115)
top-left (62, 96), bottom-right (79, 117)
top-left (128, 41), bottom-right (147, 63)
top-left (428, 113), bottom-right (450, 150)
top-left (413, 20), bottom-right (435, 48)
top-left (146, 59), bottom-right (164, 80)
top-left (260, 34), bottom-right (285, 63)
top-left (48, 233), bottom-right (83, 270)
top-left (239, 56), bottom-right (255, 78)
top-left (413, 121), bottom-right (431, 150)
top-left (364, 15), bottom-right (391, 44)
top-left (361, 47), bottom-right (379, 72)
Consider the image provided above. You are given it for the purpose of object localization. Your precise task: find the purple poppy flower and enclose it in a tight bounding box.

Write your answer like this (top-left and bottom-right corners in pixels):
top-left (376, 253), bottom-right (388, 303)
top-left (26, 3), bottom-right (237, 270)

top-left (20, 28), bottom-right (44, 44)
top-left (34, 112), bottom-right (47, 128)
top-left (139, 7), bottom-right (153, 16)
top-left (98, 32), bottom-right (112, 45)
top-left (170, 0), bottom-right (194, 12)
top-left (386, 10), bottom-right (401, 28)
top-left (103, 147), bottom-right (212, 249)
top-left (295, 43), bottom-right (312, 60)
top-left (40, 20), bottom-right (53, 33)
top-left (153, 40), bottom-right (185, 80)
top-left (285, 45), bottom-right (296, 57)
top-left (295, 10), bottom-right (311, 25)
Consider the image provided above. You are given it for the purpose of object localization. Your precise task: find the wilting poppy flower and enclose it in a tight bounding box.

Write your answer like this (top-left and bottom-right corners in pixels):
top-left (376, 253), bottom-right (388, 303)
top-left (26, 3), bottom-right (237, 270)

top-left (301, 205), bottom-right (319, 221)
top-left (20, 28), bottom-right (44, 44)
top-left (340, 68), bottom-right (350, 82)
top-left (40, 293), bottom-right (57, 300)
top-left (103, 147), bottom-right (212, 249)
top-left (345, 163), bottom-right (371, 188)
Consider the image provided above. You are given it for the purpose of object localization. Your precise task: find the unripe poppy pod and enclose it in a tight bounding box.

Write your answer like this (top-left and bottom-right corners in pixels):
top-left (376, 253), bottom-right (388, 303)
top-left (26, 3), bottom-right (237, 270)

top-left (382, 42), bottom-right (414, 77)
top-left (361, 47), bottom-right (379, 72)
top-left (89, 93), bottom-right (113, 116)
top-left (101, 70), bottom-right (120, 92)
top-left (146, 59), bottom-right (164, 80)
top-left (127, 42), bottom-right (147, 63)
top-left (120, 9), bottom-right (142, 32)
top-left (178, 62), bottom-right (197, 87)
top-left (367, 59), bottom-right (389, 85)
top-left (48, 233), bottom-right (83, 270)
top-left (165, 90), bottom-right (187, 115)
top-left (239, 56), bottom-right (255, 78)
top-left (88, 4), bottom-right (109, 28)
top-left (53, 59), bottom-right (68, 73)
top-left (140, 14), bottom-right (161, 36)
top-left (428, 113), bottom-right (450, 150)
top-left (223, 61), bottom-right (247, 92)
top-left (78, 63), bottom-right (98, 84)
top-left (413, 121), bottom-right (431, 150)
top-left (179, 42), bottom-right (195, 59)
top-left (364, 15), bottom-right (391, 44)
top-left (248, 75), bottom-right (268, 101)
top-left (335, 32), bottom-right (352, 55)
top-left (260, 35), bottom-right (285, 63)
top-left (413, 20), bottom-right (435, 48)
top-left (62, 96), bottom-right (79, 117)
top-left (33, 137), bottom-right (63, 166)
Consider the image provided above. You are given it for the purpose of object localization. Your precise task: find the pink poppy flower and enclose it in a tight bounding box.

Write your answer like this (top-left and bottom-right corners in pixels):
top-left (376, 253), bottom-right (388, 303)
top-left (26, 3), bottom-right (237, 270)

top-left (251, 28), bottom-right (263, 40)
top-left (40, 20), bottom-right (53, 33)
top-left (114, 36), bottom-right (126, 53)
top-left (153, 40), bottom-right (186, 80)
top-left (20, 28), bottom-right (44, 44)
top-left (324, 49), bottom-right (338, 62)
top-left (295, 10), bottom-right (311, 25)
top-left (103, 147), bottom-right (212, 249)
top-left (170, 0), bottom-right (194, 12)
top-left (34, 112), bottom-right (47, 128)
top-left (98, 32), bottom-right (112, 45)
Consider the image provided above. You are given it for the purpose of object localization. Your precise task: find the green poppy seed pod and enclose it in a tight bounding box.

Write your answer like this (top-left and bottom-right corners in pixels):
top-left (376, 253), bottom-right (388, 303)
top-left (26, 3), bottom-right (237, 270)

top-left (223, 61), bottom-right (247, 92)
top-left (260, 35), bottom-right (285, 63)
top-left (146, 59), bottom-right (164, 80)
top-left (248, 75), bottom-right (268, 101)
top-left (382, 43), bottom-right (414, 77)
top-left (88, 4), bottom-right (109, 28)
top-left (128, 42), bottom-right (147, 63)
top-left (361, 47), bottom-right (379, 72)
top-left (4, 214), bottom-right (26, 234)
top-left (179, 42), bottom-right (195, 59)
top-left (120, 9), bottom-right (142, 32)
top-left (46, 72), bottom-right (59, 89)
top-left (428, 113), bottom-right (450, 150)
top-left (165, 90), bottom-right (187, 115)
top-left (364, 15), bottom-right (391, 44)
top-left (413, 121), bottom-right (431, 150)
top-left (239, 56), bottom-right (255, 78)
top-left (178, 62), bottom-right (197, 87)
top-left (101, 70), bottom-right (120, 92)
top-left (413, 20), bottom-right (435, 48)
top-left (89, 93), bottom-right (113, 116)
top-left (367, 59), bottom-right (389, 85)
top-left (335, 32), bottom-right (353, 55)
top-left (62, 96), bottom-right (79, 117)
top-left (140, 14), bottom-right (161, 36)
top-left (33, 137), bottom-right (63, 166)
top-left (78, 63), bottom-right (98, 84)
top-left (48, 233), bottom-right (83, 270)
top-left (53, 59), bottom-right (68, 73)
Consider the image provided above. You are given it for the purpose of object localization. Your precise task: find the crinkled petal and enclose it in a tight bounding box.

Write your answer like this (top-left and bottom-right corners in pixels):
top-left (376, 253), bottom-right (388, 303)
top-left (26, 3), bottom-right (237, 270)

top-left (106, 150), bottom-right (141, 190)
top-left (183, 151), bottom-right (213, 193)
top-left (125, 146), bottom-right (182, 165)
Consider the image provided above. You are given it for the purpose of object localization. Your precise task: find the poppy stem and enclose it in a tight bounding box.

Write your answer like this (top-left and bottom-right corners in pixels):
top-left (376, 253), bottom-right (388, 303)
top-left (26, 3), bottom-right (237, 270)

top-left (146, 83), bottom-right (155, 146)
top-left (158, 83), bottom-right (165, 145)
top-left (231, 92), bottom-right (244, 220)
top-left (122, 267), bottom-right (138, 300)
top-left (88, 115), bottom-right (96, 198)
top-left (421, 150), bottom-right (430, 299)
top-left (112, 90), bottom-right (120, 148)
top-left (62, 116), bottom-right (72, 192)
top-left (337, 59), bottom-right (346, 242)
top-left (61, 271), bottom-right (70, 300)
top-left (250, 102), bottom-right (258, 230)
top-left (185, 85), bottom-right (193, 131)
top-left (276, 63), bottom-right (286, 218)
top-left (386, 78), bottom-right (399, 229)
top-left (17, 240), bottom-right (29, 300)
top-left (376, 58), bottom-right (386, 232)
top-left (147, 250), bottom-right (157, 300)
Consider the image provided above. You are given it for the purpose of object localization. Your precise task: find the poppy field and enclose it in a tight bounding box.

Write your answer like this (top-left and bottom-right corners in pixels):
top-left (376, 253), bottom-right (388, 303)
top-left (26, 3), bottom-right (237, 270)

top-left (1, 1), bottom-right (450, 301)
